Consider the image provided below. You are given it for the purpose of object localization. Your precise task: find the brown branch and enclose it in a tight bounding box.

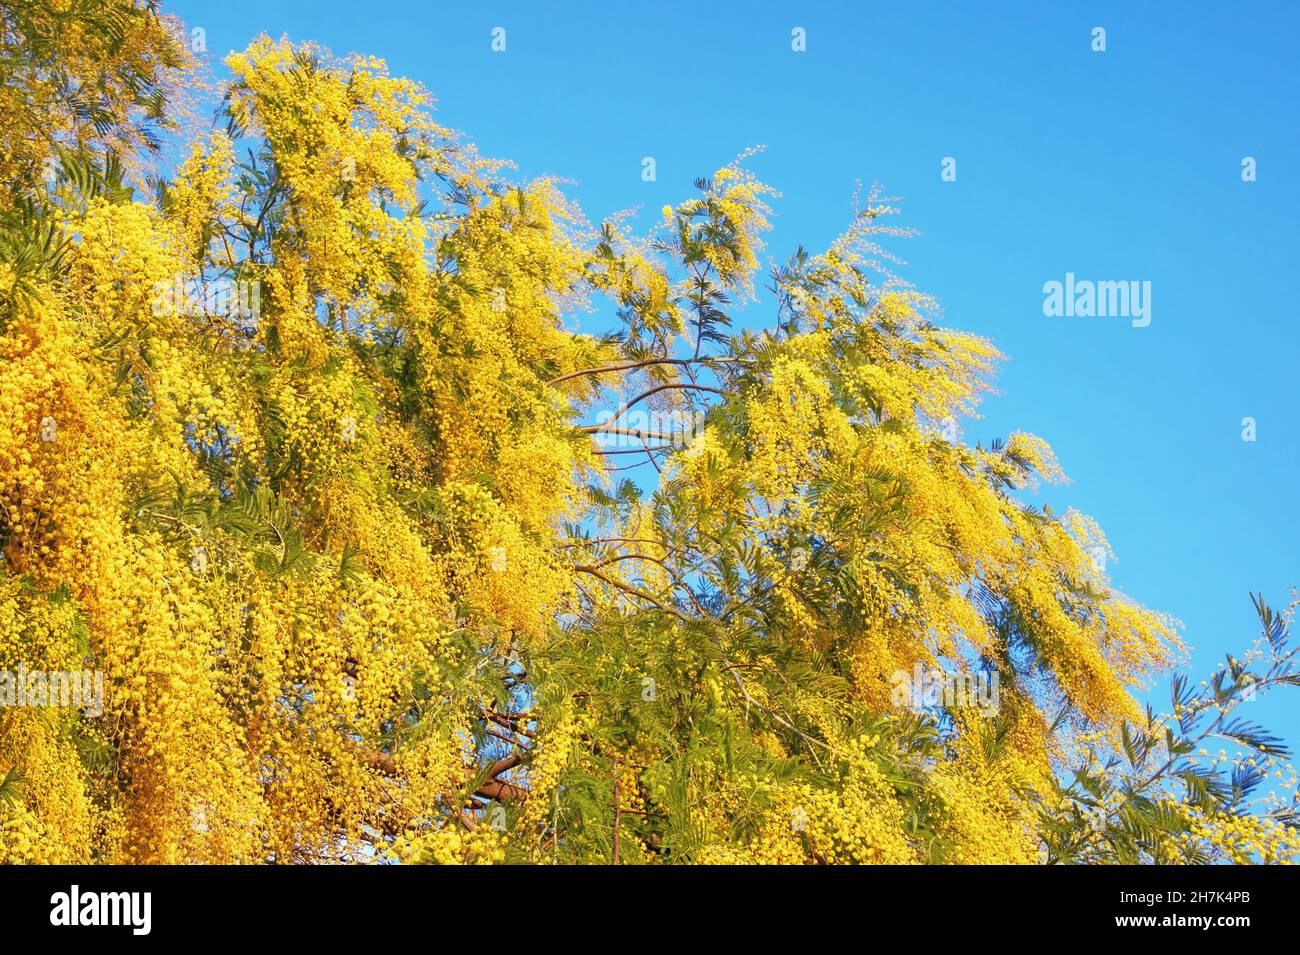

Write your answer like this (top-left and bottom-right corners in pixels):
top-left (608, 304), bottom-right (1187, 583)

top-left (546, 356), bottom-right (744, 387)
top-left (593, 445), bottom-right (675, 455)
top-left (483, 726), bottom-right (531, 749)
top-left (639, 435), bottom-right (664, 475)
top-left (612, 757), bottom-right (622, 865)
top-left (597, 382), bottom-right (730, 424)
top-left (476, 778), bottom-right (529, 802)
top-left (590, 552), bottom-right (673, 572)
top-left (475, 753), bottom-right (528, 802)
top-left (578, 426), bottom-right (682, 441)
top-left (556, 537), bottom-right (680, 551)
top-left (441, 792), bottom-right (478, 830)
top-left (479, 707), bottom-right (537, 738)
top-left (573, 564), bottom-right (688, 622)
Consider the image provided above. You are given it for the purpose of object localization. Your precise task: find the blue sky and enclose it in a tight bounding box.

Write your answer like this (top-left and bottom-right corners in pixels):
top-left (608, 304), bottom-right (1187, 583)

top-left (170, 0), bottom-right (1300, 742)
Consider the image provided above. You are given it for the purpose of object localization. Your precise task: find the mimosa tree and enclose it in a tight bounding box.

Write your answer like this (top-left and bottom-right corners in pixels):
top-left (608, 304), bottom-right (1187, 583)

top-left (0, 1), bottom-right (1295, 864)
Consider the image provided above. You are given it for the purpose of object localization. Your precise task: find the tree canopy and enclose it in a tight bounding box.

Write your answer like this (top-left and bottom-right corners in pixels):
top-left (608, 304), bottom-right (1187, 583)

top-left (0, 2), bottom-right (1296, 865)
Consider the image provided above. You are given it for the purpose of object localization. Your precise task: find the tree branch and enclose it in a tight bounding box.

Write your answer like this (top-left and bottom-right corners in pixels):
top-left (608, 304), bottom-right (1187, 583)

top-left (573, 564), bottom-right (688, 621)
top-left (547, 356), bottom-right (743, 387)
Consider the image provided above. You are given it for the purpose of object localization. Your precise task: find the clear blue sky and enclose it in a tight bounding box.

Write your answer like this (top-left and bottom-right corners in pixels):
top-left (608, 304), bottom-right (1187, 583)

top-left (169, 0), bottom-right (1300, 743)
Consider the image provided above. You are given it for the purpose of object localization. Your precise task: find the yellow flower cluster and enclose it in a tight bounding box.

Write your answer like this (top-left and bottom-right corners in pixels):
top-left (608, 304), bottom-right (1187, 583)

top-left (0, 32), bottom-right (597, 863)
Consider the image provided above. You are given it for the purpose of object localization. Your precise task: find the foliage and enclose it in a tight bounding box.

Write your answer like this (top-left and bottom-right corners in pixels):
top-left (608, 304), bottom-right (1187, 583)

top-left (0, 4), bottom-right (1294, 864)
